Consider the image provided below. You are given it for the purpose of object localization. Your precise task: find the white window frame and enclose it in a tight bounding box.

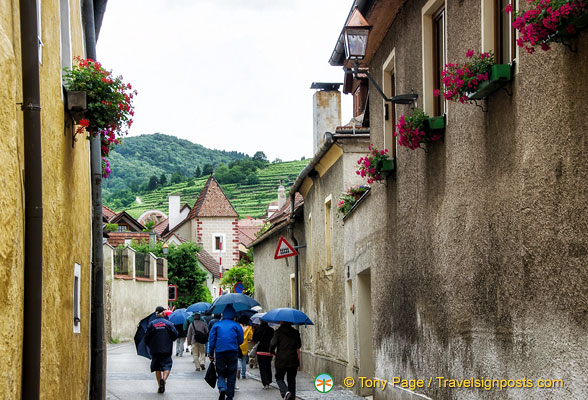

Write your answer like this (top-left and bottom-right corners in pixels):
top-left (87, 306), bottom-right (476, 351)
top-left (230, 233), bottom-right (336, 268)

top-left (73, 263), bottom-right (81, 334)
top-left (60, 0), bottom-right (72, 78)
top-left (382, 49), bottom-right (397, 156)
top-left (213, 233), bottom-right (225, 253)
top-left (422, 0), bottom-right (447, 116)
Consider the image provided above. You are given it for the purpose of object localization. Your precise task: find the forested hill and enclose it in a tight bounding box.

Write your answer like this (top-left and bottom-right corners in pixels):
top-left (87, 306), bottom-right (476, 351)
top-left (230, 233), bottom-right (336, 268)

top-left (104, 133), bottom-right (247, 194)
top-left (102, 133), bottom-right (309, 219)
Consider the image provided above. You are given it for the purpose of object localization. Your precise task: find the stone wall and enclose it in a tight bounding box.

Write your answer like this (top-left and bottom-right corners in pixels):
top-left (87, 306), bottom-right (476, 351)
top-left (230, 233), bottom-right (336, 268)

top-left (194, 216), bottom-right (239, 271)
top-left (362, 1), bottom-right (588, 399)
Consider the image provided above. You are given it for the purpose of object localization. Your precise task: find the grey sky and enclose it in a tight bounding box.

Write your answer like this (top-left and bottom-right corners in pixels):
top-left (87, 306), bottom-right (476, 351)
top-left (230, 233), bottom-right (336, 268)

top-left (97, 0), bottom-right (354, 161)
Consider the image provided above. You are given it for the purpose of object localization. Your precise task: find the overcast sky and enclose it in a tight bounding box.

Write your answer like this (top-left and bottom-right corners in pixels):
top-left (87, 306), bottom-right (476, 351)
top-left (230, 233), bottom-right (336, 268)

top-left (97, 0), bottom-right (354, 161)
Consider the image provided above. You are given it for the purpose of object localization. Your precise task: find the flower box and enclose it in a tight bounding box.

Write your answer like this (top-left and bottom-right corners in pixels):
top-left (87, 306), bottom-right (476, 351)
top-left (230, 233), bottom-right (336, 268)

top-left (380, 159), bottom-right (395, 173)
top-left (424, 115), bottom-right (446, 132)
top-left (468, 64), bottom-right (511, 100)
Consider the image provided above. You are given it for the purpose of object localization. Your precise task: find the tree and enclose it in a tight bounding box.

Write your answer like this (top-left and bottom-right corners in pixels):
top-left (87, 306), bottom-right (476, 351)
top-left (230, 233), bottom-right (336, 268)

top-left (253, 151), bottom-right (268, 163)
top-left (167, 242), bottom-right (212, 306)
top-left (147, 175), bottom-right (159, 190)
top-left (272, 158), bottom-right (283, 164)
top-left (143, 220), bottom-right (155, 232)
top-left (159, 173), bottom-right (167, 187)
top-left (202, 163), bottom-right (213, 176)
top-left (194, 166), bottom-right (202, 178)
top-left (171, 172), bottom-right (182, 184)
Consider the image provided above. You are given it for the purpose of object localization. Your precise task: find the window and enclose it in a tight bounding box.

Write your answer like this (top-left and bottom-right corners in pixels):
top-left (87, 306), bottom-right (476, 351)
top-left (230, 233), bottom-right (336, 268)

top-left (353, 81), bottom-right (369, 117)
top-left (59, 0), bottom-right (72, 73)
top-left (213, 234), bottom-right (225, 252)
top-left (422, 0), bottom-right (447, 116)
top-left (382, 49), bottom-right (396, 155)
top-left (496, 0), bottom-right (516, 64)
top-left (290, 273), bottom-right (296, 308)
top-left (307, 213), bottom-right (312, 262)
top-left (433, 6), bottom-right (446, 117)
top-left (117, 225), bottom-right (128, 232)
top-left (325, 196), bottom-right (332, 267)
top-left (73, 263), bottom-right (81, 333)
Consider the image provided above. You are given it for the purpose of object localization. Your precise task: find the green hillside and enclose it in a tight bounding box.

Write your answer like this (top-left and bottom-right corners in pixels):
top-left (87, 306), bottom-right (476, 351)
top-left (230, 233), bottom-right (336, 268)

top-left (108, 159), bottom-right (308, 219)
top-left (103, 133), bottom-right (248, 195)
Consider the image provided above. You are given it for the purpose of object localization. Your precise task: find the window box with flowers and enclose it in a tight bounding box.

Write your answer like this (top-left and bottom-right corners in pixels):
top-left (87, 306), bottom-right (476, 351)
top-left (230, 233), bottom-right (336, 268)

top-left (63, 57), bottom-right (136, 178)
top-left (337, 185), bottom-right (370, 218)
top-left (506, 1), bottom-right (588, 53)
top-left (436, 50), bottom-right (512, 103)
top-left (356, 145), bottom-right (394, 184)
top-left (395, 109), bottom-right (445, 151)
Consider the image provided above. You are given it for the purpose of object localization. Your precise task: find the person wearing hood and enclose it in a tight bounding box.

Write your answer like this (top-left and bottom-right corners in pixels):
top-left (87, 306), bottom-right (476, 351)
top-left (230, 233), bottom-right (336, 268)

top-left (208, 305), bottom-right (243, 400)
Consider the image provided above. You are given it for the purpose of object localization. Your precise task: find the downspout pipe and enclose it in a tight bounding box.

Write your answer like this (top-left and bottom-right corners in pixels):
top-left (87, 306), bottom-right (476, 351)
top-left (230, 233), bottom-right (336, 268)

top-left (287, 196), bottom-right (299, 310)
top-left (20, 0), bottom-right (44, 398)
top-left (83, 0), bottom-right (106, 398)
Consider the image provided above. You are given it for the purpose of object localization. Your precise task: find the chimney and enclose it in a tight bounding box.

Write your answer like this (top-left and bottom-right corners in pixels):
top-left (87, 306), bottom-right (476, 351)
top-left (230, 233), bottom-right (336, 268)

top-left (277, 181), bottom-right (286, 209)
top-left (312, 83), bottom-right (341, 155)
top-left (168, 194), bottom-right (181, 230)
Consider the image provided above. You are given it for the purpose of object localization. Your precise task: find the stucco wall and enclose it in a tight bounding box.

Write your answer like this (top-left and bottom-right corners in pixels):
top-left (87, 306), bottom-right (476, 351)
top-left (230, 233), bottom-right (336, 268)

top-left (364, 1), bottom-right (588, 399)
top-left (0, 3), bottom-right (24, 398)
top-left (194, 217), bottom-right (239, 271)
top-left (0, 0), bottom-right (92, 398)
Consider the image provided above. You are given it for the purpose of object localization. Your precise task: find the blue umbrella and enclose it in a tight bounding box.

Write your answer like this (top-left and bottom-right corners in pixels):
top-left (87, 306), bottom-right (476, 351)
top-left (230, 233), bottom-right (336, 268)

top-left (168, 308), bottom-right (190, 325)
top-left (134, 312), bottom-right (156, 359)
top-left (209, 293), bottom-right (260, 314)
top-left (186, 302), bottom-right (212, 313)
top-left (261, 308), bottom-right (314, 326)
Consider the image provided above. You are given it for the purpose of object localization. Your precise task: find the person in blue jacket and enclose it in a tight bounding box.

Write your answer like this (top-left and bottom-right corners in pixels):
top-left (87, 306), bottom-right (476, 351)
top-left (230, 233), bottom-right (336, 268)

top-left (145, 306), bottom-right (178, 393)
top-left (208, 305), bottom-right (243, 400)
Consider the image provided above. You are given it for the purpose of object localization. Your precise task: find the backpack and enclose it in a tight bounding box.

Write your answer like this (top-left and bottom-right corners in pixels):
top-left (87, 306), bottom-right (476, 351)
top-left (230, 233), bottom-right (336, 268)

top-left (192, 321), bottom-right (208, 344)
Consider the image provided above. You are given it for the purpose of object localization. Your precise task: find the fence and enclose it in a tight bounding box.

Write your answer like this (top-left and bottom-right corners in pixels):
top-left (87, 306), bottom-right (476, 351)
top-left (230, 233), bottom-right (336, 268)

top-left (135, 252), bottom-right (150, 279)
top-left (114, 248), bottom-right (129, 275)
top-left (157, 258), bottom-right (164, 278)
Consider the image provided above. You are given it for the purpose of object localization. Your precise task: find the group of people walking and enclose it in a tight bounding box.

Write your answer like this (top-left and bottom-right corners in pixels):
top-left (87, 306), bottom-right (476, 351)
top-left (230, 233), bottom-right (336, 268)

top-left (144, 304), bottom-right (302, 400)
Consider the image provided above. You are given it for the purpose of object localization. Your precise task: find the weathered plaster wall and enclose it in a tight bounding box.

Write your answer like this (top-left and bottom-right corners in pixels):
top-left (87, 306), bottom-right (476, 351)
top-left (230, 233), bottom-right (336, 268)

top-left (194, 217), bottom-right (239, 271)
top-left (0, 2), bottom-right (24, 399)
top-left (365, 1), bottom-right (588, 399)
top-left (110, 255), bottom-right (168, 341)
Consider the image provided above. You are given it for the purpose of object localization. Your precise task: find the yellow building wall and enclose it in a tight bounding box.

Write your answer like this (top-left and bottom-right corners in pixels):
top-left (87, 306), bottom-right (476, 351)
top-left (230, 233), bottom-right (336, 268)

top-left (0, 1), bottom-right (92, 399)
top-left (0, 2), bottom-right (25, 399)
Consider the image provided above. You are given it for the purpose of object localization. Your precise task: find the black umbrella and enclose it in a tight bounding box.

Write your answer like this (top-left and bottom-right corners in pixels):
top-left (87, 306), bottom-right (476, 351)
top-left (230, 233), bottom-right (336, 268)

top-left (134, 312), bottom-right (156, 359)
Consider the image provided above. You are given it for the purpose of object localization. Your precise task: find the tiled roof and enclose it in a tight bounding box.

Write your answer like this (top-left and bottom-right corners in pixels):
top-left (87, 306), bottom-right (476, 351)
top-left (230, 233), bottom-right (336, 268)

top-left (154, 218), bottom-right (169, 235)
top-left (249, 193), bottom-right (304, 248)
top-left (102, 205), bottom-right (117, 221)
top-left (187, 175), bottom-right (238, 218)
top-left (105, 232), bottom-right (150, 247)
top-left (197, 249), bottom-right (220, 278)
top-left (239, 230), bottom-right (257, 247)
top-left (109, 211), bottom-right (146, 232)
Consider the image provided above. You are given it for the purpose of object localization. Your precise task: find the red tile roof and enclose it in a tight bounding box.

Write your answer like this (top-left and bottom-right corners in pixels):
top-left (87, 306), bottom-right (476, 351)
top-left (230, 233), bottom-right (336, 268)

top-left (154, 218), bottom-right (169, 235)
top-left (197, 249), bottom-right (220, 278)
top-left (102, 205), bottom-right (117, 221)
top-left (187, 175), bottom-right (238, 218)
top-left (105, 232), bottom-right (150, 247)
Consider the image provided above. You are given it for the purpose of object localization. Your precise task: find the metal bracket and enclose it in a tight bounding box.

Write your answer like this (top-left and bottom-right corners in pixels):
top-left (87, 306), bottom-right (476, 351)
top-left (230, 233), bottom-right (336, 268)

top-left (293, 244), bottom-right (307, 249)
top-left (471, 99), bottom-right (488, 113)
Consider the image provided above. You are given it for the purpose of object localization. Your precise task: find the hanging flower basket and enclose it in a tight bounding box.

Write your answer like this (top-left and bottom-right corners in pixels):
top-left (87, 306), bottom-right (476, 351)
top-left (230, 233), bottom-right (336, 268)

top-left (63, 57), bottom-right (137, 178)
top-left (468, 64), bottom-right (513, 100)
top-left (337, 185), bottom-right (370, 217)
top-left (356, 145), bottom-right (393, 184)
top-left (395, 109), bottom-right (445, 150)
top-left (507, 1), bottom-right (588, 53)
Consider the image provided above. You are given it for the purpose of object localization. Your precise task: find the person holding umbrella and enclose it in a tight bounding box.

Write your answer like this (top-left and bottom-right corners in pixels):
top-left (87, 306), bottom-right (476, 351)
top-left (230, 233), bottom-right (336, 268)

top-left (208, 305), bottom-right (243, 400)
top-left (145, 306), bottom-right (178, 393)
top-left (186, 313), bottom-right (209, 371)
top-left (252, 320), bottom-right (275, 389)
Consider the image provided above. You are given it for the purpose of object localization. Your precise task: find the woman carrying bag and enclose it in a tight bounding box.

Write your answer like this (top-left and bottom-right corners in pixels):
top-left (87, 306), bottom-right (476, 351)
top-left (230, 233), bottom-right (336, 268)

top-left (252, 321), bottom-right (275, 389)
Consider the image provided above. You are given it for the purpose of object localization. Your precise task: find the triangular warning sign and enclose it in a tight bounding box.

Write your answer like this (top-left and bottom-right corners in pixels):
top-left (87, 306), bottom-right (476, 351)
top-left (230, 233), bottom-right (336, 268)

top-left (274, 236), bottom-right (298, 259)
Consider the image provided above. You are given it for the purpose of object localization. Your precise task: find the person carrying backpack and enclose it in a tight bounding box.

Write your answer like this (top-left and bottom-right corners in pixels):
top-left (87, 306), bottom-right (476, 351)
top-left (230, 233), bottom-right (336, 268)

top-left (187, 313), bottom-right (209, 371)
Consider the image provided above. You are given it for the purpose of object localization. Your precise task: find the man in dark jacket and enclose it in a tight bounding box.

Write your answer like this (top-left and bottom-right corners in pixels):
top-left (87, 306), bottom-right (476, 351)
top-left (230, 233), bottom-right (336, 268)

top-left (208, 305), bottom-right (243, 400)
top-left (252, 321), bottom-right (275, 389)
top-left (145, 306), bottom-right (178, 393)
top-left (270, 322), bottom-right (301, 400)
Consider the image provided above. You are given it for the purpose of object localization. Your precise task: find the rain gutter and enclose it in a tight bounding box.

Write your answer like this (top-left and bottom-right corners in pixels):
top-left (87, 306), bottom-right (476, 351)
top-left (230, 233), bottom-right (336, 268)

top-left (84, 0), bottom-right (108, 398)
top-left (20, 0), bottom-right (44, 397)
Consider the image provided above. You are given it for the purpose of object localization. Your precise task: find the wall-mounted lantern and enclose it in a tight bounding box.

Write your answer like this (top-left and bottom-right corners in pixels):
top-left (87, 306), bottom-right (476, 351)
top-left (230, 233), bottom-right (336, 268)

top-left (65, 89), bottom-right (87, 147)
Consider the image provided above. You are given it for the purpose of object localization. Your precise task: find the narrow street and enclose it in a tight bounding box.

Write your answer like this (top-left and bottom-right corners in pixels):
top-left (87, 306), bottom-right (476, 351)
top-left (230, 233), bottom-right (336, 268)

top-left (106, 343), bottom-right (281, 399)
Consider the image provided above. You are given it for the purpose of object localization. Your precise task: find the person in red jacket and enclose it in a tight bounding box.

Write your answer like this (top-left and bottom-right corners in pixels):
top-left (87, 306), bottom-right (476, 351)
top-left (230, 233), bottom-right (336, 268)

top-left (145, 306), bottom-right (178, 393)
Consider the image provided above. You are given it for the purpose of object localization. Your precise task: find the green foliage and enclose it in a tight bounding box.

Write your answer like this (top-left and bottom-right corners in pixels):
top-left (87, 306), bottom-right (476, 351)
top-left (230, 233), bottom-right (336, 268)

top-left (253, 151), bottom-right (268, 163)
top-left (110, 337), bottom-right (120, 344)
top-left (194, 166), bottom-right (202, 178)
top-left (147, 175), bottom-right (159, 190)
top-left (159, 173), bottom-right (167, 187)
top-left (171, 172), bottom-right (182, 184)
top-left (143, 220), bottom-right (155, 231)
top-left (104, 223), bottom-right (118, 233)
top-left (166, 242), bottom-right (211, 307)
top-left (202, 163), bottom-right (214, 176)
top-left (220, 260), bottom-right (254, 295)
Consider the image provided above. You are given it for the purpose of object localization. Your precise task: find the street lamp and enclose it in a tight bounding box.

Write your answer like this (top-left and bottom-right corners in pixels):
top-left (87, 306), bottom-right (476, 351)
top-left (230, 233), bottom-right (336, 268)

top-left (162, 242), bottom-right (168, 256)
top-left (343, 7), bottom-right (418, 105)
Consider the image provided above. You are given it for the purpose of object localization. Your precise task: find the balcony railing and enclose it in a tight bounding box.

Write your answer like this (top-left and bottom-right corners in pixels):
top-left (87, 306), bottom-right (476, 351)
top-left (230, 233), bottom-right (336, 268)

top-left (157, 258), bottom-right (164, 278)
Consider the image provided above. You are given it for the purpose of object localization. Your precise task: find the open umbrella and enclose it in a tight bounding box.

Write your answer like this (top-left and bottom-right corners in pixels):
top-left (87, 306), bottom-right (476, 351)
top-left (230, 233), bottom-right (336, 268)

top-left (209, 293), bottom-right (260, 314)
top-left (134, 312), bottom-right (156, 359)
top-left (250, 312), bottom-right (266, 325)
top-left (187, 302), bottom-right (212, 313)
top-left (261, 308), bottom-right (314, 326)
top-left (168, 308), bottom-right (190, 325)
